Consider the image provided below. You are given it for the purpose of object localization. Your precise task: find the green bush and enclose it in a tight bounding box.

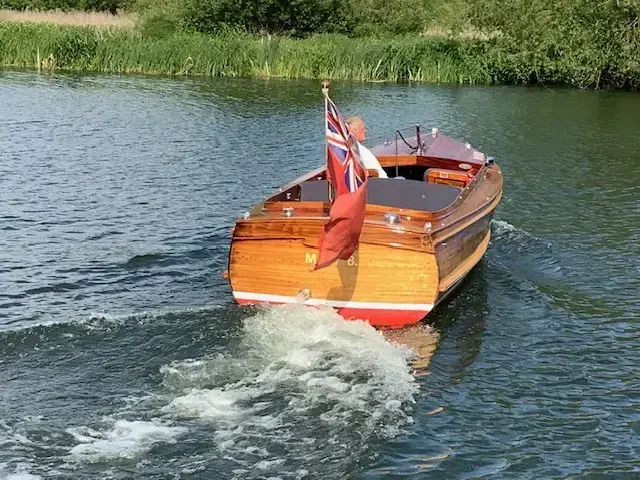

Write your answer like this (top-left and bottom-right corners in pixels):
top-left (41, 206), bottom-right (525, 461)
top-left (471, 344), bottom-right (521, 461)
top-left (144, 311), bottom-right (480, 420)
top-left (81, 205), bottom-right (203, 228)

top-left (467, 0), bottom-right (640, 88)
top-left (349, 0), bottom-right (431, 36)
top-left (133, 0), bottom-right (434, 38)
top-left (181, 0), bottom-right (353, 37)
top-left (1, 0), bottom-right (436, 36)
top-left (134, 0), bottom-right (185, 37)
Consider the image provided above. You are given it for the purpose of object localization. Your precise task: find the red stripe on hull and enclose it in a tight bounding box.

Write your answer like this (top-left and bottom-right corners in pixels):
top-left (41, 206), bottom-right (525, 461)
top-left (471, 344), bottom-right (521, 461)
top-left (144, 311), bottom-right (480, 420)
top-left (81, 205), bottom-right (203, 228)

top-left (236, 299), bottom-right (428, 329)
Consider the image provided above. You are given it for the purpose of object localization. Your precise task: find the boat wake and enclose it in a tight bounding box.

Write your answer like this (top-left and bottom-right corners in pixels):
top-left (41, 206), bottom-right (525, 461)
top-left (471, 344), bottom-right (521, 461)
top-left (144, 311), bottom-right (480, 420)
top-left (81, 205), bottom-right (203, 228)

top-left (0, 304), bottom-right (436, 478)
top-left (0, 420), bottom-right (44, 480)
top-left (0, 304), bottom-right (223, 335)
top-left (491, 220), bottom-right (633, 318)
top-left (158, 304), bottom-right (421, 478)
top-left (489, 219), bottom-right (564, 286)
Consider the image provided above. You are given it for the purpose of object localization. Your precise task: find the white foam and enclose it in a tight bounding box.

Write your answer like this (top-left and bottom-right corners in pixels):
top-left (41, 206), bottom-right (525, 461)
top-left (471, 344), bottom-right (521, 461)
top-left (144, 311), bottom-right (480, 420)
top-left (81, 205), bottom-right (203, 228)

top-left (0, 420), bottom-right (35, 450)
top-left (255, 459), bottom-right (285, 470)
top-left (4, 474), bottom-right (42, 480)
top-left (67, 419), bottom-right (186, 462)
top-left (160, 355), bottom-right (234, 392)
top-left (491, 219), bottom-right (541, 244)
top-left (160, 304), bottom-right (423, 473)
top-left (166, 387), bottom-right (257, 420)
top-left (492, 219), bottom-right (518, 234)
top-left (0, 463), bottom-right (42, 480)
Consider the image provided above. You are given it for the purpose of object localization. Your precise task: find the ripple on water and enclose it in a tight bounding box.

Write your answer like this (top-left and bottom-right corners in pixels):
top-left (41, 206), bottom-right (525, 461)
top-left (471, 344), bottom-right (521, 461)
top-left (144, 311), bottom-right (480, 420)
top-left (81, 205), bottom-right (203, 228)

top-left (1, 72), bottom-right (639, 479)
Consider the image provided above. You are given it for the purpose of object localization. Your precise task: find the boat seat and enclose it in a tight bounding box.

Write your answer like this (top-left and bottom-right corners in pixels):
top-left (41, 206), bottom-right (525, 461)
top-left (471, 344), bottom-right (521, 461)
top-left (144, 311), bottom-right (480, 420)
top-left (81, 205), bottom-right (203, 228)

top-left (300, 180), bottom-right (330, 201)
top-left (299, 179), bottom-right (461, 212)
top-left (425, 168), bottom-right (473, 188)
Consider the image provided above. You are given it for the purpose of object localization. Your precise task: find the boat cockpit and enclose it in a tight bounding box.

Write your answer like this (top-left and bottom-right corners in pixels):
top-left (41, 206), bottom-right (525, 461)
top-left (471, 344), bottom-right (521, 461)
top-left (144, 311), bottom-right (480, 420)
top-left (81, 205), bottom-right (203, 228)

top-left (265, 127), bottom-right (487, 214)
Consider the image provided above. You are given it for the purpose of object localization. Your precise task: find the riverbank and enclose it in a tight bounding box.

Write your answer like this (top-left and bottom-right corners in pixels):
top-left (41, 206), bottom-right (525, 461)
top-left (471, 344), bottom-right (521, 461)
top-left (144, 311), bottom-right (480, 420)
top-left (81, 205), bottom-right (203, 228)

top-left (1, 21), bottom-right (638, 88)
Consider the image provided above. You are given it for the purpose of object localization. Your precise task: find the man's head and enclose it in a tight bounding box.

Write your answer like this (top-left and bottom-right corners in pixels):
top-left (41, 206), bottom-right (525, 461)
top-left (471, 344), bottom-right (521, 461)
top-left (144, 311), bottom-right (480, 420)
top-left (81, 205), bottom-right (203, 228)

top-left (346, 116), bottom-right (367, 143)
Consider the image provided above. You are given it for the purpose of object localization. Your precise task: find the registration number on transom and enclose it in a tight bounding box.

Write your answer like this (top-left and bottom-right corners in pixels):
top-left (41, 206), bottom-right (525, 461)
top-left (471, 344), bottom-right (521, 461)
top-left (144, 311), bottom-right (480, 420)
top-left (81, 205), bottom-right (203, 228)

top-left (304, 253), bottom-right (358, 266)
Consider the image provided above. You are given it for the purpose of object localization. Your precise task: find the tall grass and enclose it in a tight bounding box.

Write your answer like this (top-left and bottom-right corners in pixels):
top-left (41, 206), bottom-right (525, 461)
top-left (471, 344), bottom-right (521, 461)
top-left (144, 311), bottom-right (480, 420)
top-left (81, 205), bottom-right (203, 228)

top-left (0, 22), bottom-right (493, 83)
top-left (1, 22), bottom-right (639, 87)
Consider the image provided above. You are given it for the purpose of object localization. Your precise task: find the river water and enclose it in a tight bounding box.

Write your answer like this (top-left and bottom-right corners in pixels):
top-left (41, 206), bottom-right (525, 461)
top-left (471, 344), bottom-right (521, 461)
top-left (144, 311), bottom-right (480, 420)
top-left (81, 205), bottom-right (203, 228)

top-left (0, 70), bottom-right (638, 479)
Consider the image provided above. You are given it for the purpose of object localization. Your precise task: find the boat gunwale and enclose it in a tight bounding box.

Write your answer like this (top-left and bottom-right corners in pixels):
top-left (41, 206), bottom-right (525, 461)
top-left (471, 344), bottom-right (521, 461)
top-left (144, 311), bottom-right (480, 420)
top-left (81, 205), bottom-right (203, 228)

top-left (251, 163), bottom-right (502, 236)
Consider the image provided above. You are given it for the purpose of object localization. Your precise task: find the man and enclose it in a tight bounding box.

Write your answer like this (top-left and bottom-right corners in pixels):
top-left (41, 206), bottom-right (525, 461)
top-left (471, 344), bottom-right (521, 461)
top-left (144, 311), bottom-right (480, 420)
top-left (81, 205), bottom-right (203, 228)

top-left (346, 116), bottom-right (388, 179)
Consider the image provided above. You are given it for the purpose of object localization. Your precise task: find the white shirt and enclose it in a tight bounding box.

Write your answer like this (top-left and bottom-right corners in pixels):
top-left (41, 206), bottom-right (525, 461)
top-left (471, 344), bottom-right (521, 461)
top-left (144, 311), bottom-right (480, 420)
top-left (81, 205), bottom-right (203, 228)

top-left (357, 142), bottom-right (388, 178)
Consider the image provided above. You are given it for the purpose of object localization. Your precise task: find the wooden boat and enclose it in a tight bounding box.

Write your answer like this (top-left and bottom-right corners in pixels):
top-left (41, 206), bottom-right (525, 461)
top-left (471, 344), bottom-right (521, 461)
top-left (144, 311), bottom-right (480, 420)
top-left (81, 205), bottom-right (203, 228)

top-left (226, 108), bottom-right (502, 329)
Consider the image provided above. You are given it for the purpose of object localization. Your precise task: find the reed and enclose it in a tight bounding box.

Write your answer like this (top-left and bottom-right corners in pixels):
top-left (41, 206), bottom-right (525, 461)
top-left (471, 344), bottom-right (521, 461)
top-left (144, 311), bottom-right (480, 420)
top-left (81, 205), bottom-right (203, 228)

top-left (1, 22), bottom-right (639, 88)
top-left (0, 22), bottom-right (495, 83)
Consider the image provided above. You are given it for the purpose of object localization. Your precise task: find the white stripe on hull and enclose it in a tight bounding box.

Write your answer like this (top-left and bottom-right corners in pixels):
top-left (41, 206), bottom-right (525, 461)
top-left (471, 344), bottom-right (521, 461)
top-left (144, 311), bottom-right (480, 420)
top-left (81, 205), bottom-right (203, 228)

top-left (233, 291), bottom-right (434, 311)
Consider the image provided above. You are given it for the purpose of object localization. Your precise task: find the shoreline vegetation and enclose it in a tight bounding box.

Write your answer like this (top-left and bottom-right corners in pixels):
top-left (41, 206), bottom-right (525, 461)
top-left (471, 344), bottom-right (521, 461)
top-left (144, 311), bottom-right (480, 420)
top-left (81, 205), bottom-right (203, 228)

top-left (0, 8), bottom-right (133, 26)
top-left (0, 23), bottom-right (499, 84)
top-left (0, 0), bottom-right (639, 89)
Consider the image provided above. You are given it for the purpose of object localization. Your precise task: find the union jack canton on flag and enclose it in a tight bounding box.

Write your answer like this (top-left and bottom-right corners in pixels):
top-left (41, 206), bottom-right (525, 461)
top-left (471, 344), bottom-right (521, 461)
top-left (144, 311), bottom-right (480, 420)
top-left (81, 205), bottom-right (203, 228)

top-left (325, 97), bottom-right (367, 196)
top-left (313, 94), bottom-right (368, 271)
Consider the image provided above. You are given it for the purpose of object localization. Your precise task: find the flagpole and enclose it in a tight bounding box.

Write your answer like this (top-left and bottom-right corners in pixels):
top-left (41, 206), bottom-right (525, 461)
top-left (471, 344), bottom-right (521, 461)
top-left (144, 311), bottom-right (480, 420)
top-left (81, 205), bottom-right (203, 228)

top-left (322, 80), bottom-right (334, 203)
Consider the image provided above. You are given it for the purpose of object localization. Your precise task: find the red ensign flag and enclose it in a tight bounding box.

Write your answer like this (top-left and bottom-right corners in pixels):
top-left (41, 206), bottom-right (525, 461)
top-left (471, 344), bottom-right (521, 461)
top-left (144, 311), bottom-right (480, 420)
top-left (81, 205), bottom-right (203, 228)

top-left (314, 96), bottom-right (368, 271)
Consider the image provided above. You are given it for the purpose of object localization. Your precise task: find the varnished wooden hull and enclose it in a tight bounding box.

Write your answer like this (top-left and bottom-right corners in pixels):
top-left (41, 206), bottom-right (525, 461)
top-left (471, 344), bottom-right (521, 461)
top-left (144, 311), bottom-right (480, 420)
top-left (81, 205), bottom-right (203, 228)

top-left (230, 229), bottom-right (440, 329)
top-left (227, 147), bottom-right (502, 329)
top-left (231, 230), bottom-right (491, 328)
